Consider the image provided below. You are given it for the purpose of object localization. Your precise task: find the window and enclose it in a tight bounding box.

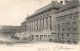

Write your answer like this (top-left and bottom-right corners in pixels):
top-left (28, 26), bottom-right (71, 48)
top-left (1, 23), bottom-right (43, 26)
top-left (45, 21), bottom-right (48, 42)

top-left (74, 27), bottom-right (76, 31)
top-left (62, 23), bottom-right (65, 31)
top-left (40, 35), bottom-right (43, 37)
top-left (65, 18), bottom-right (66, 20)
top-left (70, 17), bottom-right (72, 19)
top-left (44, 35), bottom-right (47, 37)
top-left (48, 35), bottom-right (51, 37)
top-left (62, 33), bottom-right (64, 39)
top-left (36, 35), bottom-right (38, 37)
top-left (62, 18), bottom-right (64, 21)
top-left (67, 22), bottom-right (70, 31)
top-left (46, 17), bottom-right (48, 30)
top-left (50, 16), bottom-right (52, 30)
top-left (67, 34), bottom-right (69, 37)
top-left (58, 33), bottom-right (59, 39)
top-left (73, 17), bottom-right (76, 20)
top-left (56, 18), bottom-right (57, 21)
top-left (72, 22), bottom-right (77, 31)
top-left (68, 11), bottom-right (69, 14)
top-left (57, 24), bottom-right (60, 31)
top-left (74, 8), bottom-right (76, 12)
top-left (32, 35), bottom-right (33, 38)
top-left (42, 18), bottom-right (44, 30)
top-left (58, 18), bottom-right (59, 22)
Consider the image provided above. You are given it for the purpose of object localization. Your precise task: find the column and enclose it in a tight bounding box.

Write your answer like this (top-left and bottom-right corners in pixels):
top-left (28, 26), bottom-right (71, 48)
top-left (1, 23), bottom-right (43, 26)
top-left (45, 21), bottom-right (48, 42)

top-left (35, 20), bottom-right (37, 32)
top-left (40, 19), bottom-right (41, 32)
top-left (38, 20), bottom-right (40, 32)
top-left (26, 23), bottom-right (28, 32)
top-left (32, 22), bottom-right (33, 32)
top-left (30, 22), bottom-right (32, 32)
top-left (43, 18), bottom-right (45, 31)
top-left (28, 22), bottom-right (30, 32)
top-left (31, 22), bottom-right (32, 32)
top-left (33, 21), bottom-right (34, 32)
top-left (44, 17), bottom-right (46, 31)
top-left (52, 15), bottom-right (54, 31)
top-left (34, 21), bottom-right (36, 32)
top-left (32, 21), bottom-right (34, 32)
top-left (42, 18), bottom-right (44, 31)
top-left (52, 14), bottom-right (57, 32)
top-left (48, 16), bottom-right (50, 31)
top-left (41, 18), bottom-right (44, 31)
top-left (30, 22), bottom-right (31, 32)
top-left (50, 16), bottom-right (52, 31)
top-left (36, 20), bottom-right (38, 32)
top-left (41, 19), bottom-right (43, 32)
top-left (46, 17), bottom-right (48, 30)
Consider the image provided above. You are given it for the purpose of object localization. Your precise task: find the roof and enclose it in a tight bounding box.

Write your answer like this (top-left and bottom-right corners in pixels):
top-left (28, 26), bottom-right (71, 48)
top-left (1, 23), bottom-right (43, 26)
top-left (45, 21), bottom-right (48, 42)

top-left (27, 1), bottom-right (62, 19)
top-left (21, 20), bottom-right (27, 24)
top-left (2, 26), bottom-right (21, 30)
top-left (57, 1), bottom-right (80, 12)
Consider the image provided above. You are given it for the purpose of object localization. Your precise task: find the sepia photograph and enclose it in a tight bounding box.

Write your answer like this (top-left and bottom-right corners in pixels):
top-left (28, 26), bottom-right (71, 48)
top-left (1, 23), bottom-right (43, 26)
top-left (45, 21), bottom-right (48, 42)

top-left (0, 0), bottom-right (80, 51)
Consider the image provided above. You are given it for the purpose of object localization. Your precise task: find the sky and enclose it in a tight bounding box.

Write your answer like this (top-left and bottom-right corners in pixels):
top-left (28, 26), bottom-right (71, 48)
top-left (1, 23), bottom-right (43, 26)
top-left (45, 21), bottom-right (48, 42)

top-left (0, 0), bottom-right (63, 26)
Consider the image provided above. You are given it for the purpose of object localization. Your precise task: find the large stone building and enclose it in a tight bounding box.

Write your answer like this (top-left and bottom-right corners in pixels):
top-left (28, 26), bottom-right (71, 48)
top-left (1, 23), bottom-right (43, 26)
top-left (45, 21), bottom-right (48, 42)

top-left (1, 26), bottom-right (23, 37)
top-left (54, 0), bottom-right (80, 43)
top-left (22, 0), bottom-right (80, 43)
top-left (24, 1), bottom-right (62, 41)
top-left (21, 19), bottom-right (27, 32)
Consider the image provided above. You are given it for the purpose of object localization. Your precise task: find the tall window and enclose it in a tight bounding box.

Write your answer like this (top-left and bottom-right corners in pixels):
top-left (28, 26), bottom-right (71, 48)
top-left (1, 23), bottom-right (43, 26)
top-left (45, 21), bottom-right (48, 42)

top-left (73, 17), bottom-right (76, 20)
top-left (57, 24), bottom-right (60, 31)
top-left (67, 22), bottom-right (70, 31)
top-left (62, 33), bottom-right (64, 39)
top-left (42, 18), bottom-right (44, 30)
top-left (67, 33), bottom-right (69, 37)
top-left (58, 33), bottom-right (59, 39)
top-left (50, 16), bottom-right (52, 30)
top-left (72, 22), bottom-right (77, 31)
top-left (46, 17), bottom-right (48, 30)
top-left (62, 23), bottom-right (65, 31)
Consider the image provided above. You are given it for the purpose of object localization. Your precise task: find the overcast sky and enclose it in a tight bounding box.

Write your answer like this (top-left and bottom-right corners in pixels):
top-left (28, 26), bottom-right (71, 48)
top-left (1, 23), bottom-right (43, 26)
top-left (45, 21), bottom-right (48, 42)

top-left (0, 0), bottom-right (63, 26)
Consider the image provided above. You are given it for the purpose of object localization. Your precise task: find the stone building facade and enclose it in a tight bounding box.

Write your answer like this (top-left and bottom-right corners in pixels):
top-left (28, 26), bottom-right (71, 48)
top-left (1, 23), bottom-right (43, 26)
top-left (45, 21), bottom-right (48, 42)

top-left (21, 19), bottom-right (27, 32)
top-left (25, 1), bottom-right (62, 41)
top-left (54, 0), bottom-right (80, 43)
top-left (1, 26), bottom-right (23, 37)
top-left (22, 0), bottom-right (80, 43)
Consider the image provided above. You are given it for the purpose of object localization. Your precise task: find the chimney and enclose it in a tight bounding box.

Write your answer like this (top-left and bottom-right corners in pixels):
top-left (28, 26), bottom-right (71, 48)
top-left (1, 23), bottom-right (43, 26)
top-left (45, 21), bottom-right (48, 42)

top-left (60, 1), bottom-right (63, 5)
top-left (65, 0), bottom-right (70, 4)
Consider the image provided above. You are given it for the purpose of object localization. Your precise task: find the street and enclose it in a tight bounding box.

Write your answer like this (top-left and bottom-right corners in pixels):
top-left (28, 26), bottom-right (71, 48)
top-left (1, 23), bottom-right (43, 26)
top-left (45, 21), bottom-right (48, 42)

top-left (0, 42), bottom-right (79, 51)
top-left (0, 33), bottom-right (79, 51)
